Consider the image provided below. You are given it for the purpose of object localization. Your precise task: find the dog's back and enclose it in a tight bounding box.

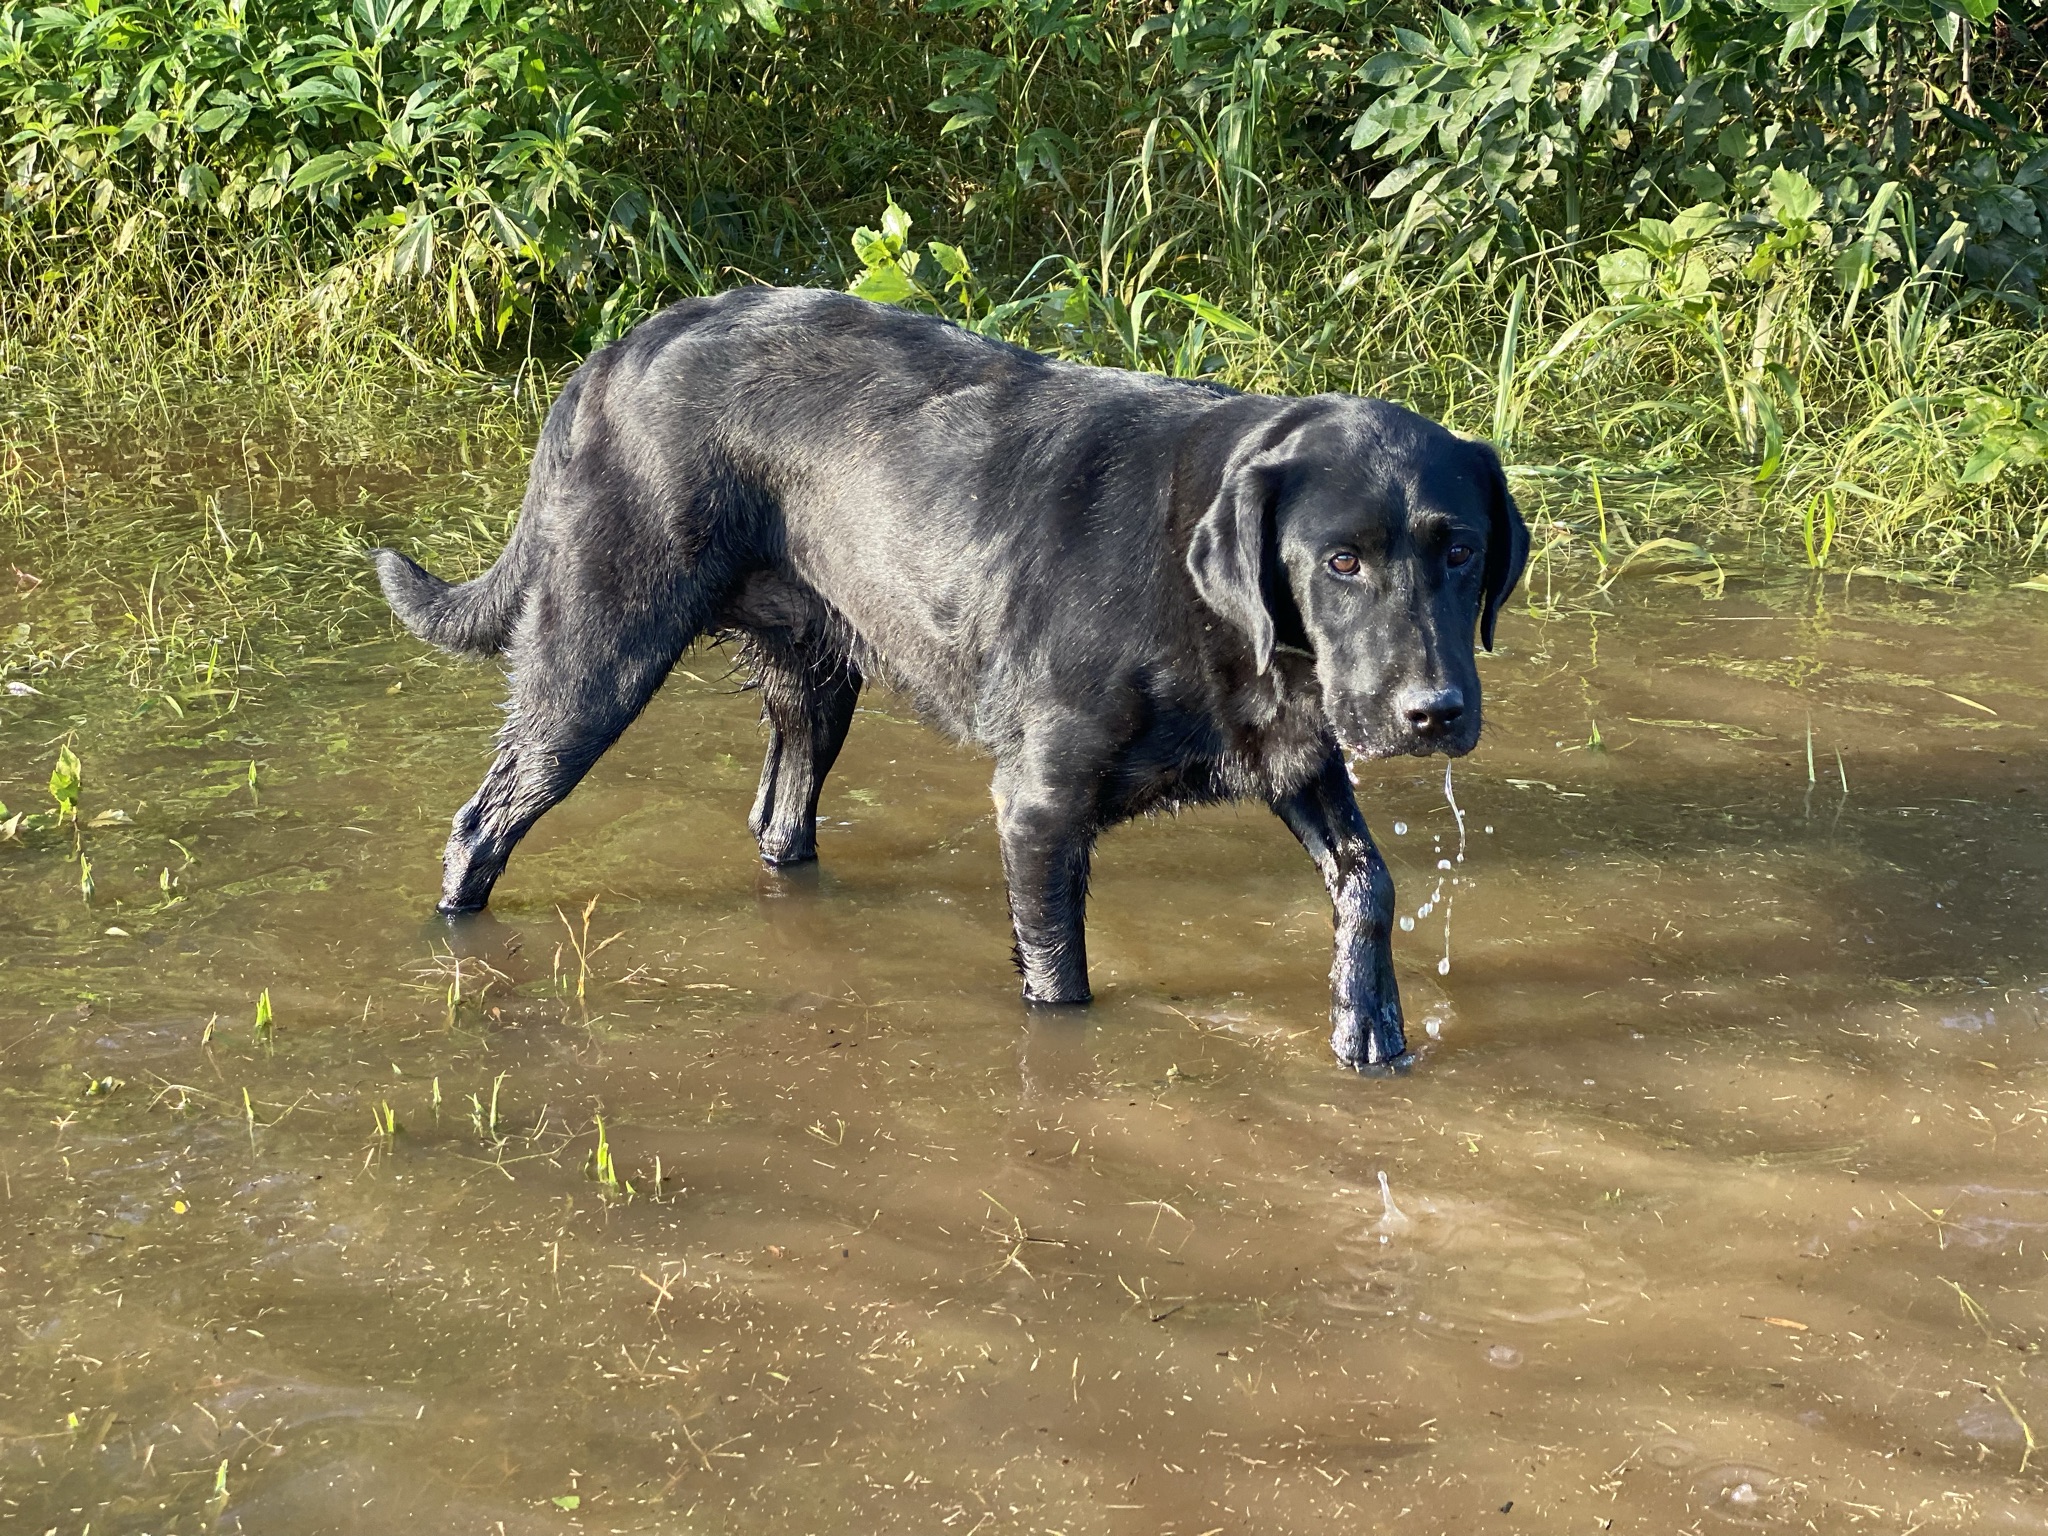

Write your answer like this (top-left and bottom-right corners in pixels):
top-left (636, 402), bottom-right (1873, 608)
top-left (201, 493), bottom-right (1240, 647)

top-left (487, 287), bottom-right (1248, 748)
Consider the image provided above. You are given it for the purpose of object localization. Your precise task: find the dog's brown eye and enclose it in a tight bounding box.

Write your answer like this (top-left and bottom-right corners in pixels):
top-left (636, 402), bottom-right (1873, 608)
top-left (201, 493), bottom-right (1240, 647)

top-left (1327, 552), bottom-right (1361, 577)
top-left (1446, 543), bottom-right (1475, 569)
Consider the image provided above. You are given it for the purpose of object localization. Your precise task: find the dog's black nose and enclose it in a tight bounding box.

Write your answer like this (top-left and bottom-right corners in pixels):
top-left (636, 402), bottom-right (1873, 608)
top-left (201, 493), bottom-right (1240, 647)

top-left (1400, 688), bottom-right (1465, 739)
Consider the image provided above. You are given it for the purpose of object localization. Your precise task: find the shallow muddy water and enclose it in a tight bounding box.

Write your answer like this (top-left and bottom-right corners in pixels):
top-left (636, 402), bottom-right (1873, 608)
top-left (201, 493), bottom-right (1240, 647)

top-left (4, 435), bottom-right (2048, 1534)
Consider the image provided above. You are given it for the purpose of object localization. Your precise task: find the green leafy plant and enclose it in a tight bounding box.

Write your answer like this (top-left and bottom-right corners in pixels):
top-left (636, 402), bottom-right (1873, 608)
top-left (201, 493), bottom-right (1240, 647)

top-left (1958, 389), bottom-right (2048, 484)
top-left (47, 744), bottom-right (82, 823)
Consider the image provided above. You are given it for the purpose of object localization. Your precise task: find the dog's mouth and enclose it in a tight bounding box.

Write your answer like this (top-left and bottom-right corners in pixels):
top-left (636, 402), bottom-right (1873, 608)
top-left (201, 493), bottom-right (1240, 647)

top-left (1333, 716), bottom-right (1481, 763)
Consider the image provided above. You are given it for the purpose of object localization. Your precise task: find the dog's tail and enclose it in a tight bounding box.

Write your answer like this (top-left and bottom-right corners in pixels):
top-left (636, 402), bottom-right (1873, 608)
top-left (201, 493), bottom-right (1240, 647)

top-left (369, 525), bottom-right (529, 658)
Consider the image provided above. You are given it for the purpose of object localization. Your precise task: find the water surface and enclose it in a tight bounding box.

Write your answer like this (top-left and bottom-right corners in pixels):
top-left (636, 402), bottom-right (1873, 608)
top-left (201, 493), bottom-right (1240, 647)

top-left (3, 430), bottom-right (2046, 1534)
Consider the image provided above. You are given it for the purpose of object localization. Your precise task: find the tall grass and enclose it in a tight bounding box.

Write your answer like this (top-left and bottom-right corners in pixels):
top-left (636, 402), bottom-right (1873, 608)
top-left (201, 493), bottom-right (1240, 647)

top-left (3, 0), bottom-right (2045, 574)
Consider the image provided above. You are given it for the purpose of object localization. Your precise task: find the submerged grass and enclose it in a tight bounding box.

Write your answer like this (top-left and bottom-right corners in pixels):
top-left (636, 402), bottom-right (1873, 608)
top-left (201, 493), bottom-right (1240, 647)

top-left (0, 383), bottom-right (535, 710)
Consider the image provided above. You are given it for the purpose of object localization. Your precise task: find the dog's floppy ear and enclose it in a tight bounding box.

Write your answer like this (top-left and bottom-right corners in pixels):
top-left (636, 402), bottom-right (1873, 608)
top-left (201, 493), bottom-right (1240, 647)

top-left (1475, 442), bottom-right (1528, 653)
top-left (1187, 461), bottom-right (1282, 673)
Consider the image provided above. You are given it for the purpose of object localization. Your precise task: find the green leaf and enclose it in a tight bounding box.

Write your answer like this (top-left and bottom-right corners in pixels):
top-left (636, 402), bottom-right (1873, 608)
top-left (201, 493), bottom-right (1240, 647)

top-left (1669, 203), bottom-right (1726, 244)
top-left (1151, 289), bottom-right (1259, 336)
top-left (1505, 50), bottom-right (1543, 104)
top-left (1617, 217), bottom-right (1677, 257)
top-left (1832, 237), bottom-right (1875, 292)
top-left (288, 152), bottom-right (361, 194)
top-left (850, 265), bottom-right (919, 304)
top-left (389, 211), bottom-right (435, 280)
top-left (738, 0), bottom-right (784, 33)
top-left (1579, 50), bottom-right (1618, 130)
top-left (1596, 247), bottom-right (1655, 302)
top-left (49, 745), bottom-right (81, 821)
top-left (1749, 387), bottom-right (1785, 483)
top-left (1767, 165), bottom-right (1822, 225)
top-left (487, 202), bottom-right (540, 255)
top-left (551, 1494), bottom-right (581, 1510)
top-left (1779, 0), bottom-right (1828, 61)
top-left (176, 164), bottom-right (220, 204)
top-left (927, 240), bottom-right (971, 282)
top-left (1646, 43), bottom-right (1685, 97)
top-left (1014, 127), bottom-right (1069, 183)
top-left (1840, 0), bottom-right (1880, 53)
top-left (1352, 98), bottom-right (1445, 155)
top-left (1959, 442), bottom-right (2011, 484)
top-left (881, 200), bottom-right (913, 250)
top-left (117, 110), bottom-right (159, 149)
top-left (1678, 164), bottom-right (1726, 202)
top-left (1370, 157), bottom-right (1444, 202)
top-left (1438, 5), bottom-right (1477, 57)
top-left (1359, 51), bottom-right (1415, 86)
top-left (928, 94), bottom-right (996, 134)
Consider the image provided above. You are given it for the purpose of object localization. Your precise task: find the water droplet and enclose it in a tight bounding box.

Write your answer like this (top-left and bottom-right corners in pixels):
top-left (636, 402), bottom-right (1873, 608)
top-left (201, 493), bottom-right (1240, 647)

top-left (1417, 902), bottom-right (1433, 919)
top-left (1437, 858), bottom-right (1452, 871)
top-left (1424, 1015), bottom-right (1441, 1039)
top-left (1392, 821), bottom-right (1407, 835)
top-left (1483, 1343), bottom-right (1522, 1369)
top-left (1484, 824), bottom-right (1494, 834)
top-left (1399, 915), bottom-right (1415, 932)
top-left (1436, 957), bottom-right (1450, 975)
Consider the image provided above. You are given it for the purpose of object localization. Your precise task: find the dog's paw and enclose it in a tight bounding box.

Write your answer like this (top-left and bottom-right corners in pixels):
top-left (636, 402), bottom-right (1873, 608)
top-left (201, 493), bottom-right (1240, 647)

top-left (757, 838), bottom-right (819, 868)
top-left (1331, 1005), bottom-right (1409, 1074)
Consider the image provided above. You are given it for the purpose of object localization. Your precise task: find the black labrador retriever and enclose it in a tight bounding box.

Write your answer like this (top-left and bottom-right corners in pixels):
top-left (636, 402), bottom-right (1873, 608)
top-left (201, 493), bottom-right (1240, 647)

top-left (372, 287), bottom-right (1527, 1070)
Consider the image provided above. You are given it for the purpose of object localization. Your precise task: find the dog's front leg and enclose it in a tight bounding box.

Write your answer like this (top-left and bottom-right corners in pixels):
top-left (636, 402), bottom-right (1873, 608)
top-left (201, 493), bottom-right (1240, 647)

top-left (1273, 750), bottom-right (1406, 1070)
top-left (992, 756), bottom-right (1097, 1006)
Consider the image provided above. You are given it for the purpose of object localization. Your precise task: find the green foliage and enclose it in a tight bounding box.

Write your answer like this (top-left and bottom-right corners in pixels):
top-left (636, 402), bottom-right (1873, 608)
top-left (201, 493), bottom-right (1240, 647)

top-left (1958, 388), bottom-right (2048, 483)
top-left (845, 193), bottom-right (1258, 374)
top-left (0, 0), bottom-right (790, 345)
top-left (2, 0), bottom-right (2044, 566)
top-left (12, 1), bottom-right (2041, 337)
top-left (1337, 1), bottom-right (2045, 300)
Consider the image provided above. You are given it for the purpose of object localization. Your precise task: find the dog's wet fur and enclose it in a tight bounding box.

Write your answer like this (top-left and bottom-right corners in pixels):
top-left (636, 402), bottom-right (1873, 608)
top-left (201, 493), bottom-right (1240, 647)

top-left (372, 287), bottom-right (1528, 1070)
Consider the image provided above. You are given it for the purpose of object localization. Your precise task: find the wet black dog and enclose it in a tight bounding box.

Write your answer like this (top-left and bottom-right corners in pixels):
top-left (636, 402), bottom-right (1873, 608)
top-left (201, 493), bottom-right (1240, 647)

top-left (372, 287), bottom-right (1526, 1070)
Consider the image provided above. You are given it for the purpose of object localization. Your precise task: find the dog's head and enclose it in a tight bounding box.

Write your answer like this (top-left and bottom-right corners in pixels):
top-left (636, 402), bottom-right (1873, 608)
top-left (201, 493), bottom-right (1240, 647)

top-left (1187, 398), bottom-right (1528, 760)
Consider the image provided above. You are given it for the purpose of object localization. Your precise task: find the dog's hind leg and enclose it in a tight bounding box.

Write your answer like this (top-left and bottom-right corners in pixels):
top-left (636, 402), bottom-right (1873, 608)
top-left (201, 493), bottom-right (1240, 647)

top-left (748, 652), bottom-right (862, 867)
top-left (437, 599), bottom-right (701, 914)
